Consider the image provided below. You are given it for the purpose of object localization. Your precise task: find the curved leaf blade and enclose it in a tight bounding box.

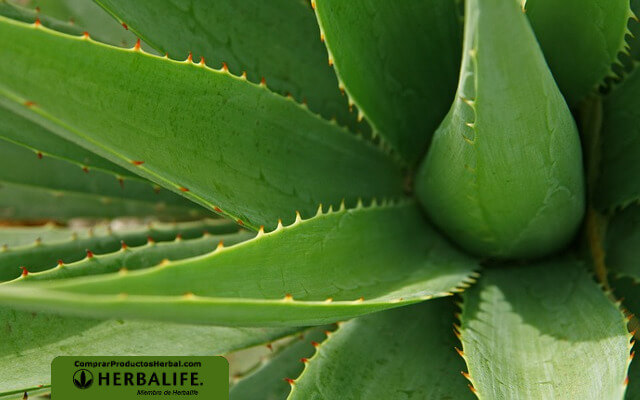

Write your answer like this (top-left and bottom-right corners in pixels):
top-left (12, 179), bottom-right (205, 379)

top-left (525, 0), bottom-right (633, 105)
top-left (610, 276), bottom-right (640, 398)
top-left (95, 0), bottom-right (359, 131)
top-left (0, 201), bottom-right (477, 326)
top-left (0, 138), bottom-right (197, 209)
top-left (0, 219), bottom-right (237, 281)
top-left (313, 0), bottom-right (462, 163)
top-left (230, 328), bottom-right (329, 400)
top-left (0, 181), bottom-right (205, 221)
top-left (0, 17), bottom-right (403, 230)
top-left (596, 66), bottom-right (640, 210)
top-left (0, 104), bottom-right (136, 178)
top-left (460, 259), bottom-right (631, 399)
top-left (289, 300), bottom-right (473, 399)
top-left (0, 306), bottom-right (297, 393)
top-left (0, 0), bottom-right (80, 35)
top-left (16, 230), bottom-right (252, 282)
top-left (12, 0), bottom-right (138, 47)
top-left (604, 205), bottom-right (640, 283)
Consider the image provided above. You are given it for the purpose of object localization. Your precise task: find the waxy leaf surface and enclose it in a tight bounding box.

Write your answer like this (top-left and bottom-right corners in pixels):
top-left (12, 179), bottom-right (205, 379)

top-left (0, 202), bottom-right (477, 326)
top-left (0, 17), bottom-right (403, 230)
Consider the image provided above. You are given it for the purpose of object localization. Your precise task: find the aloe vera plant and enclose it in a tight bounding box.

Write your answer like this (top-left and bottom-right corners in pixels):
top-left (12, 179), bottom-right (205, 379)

top-left (0, 0), bottom-right (639, 398)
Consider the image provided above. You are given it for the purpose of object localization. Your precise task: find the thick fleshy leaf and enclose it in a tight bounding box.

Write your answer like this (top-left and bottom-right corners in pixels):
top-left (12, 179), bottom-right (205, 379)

top-left (525, 0), bottom-right (633, 105)
top-left (230, 328), bottom-right (329, 400)
top-left (0, 138), bottom-right (197, 209)
top-left (0, 224), bottom-right (80, 247)
top-left (596, 66), bottom-right (640, 210)
top-left (0, 387), bottom-right (50, 399)
top-left (0, 219), bottom-right (236, 281)
top-left (11, 0), bottom-right (138, 47)
top-left (14, 230), bottom-right (252, 282)
top-left (0, 17), bottom-right (403, 230)
top-left (95, 0), bottom-right (359, 131)
top-left (605, 205), bottom-right (640, 282)
top-left (0, 201), bottom-right (477, 326)
top-left (0, 0), bottom-right (80, 35)
top-left (289, 300), bottom-right (473, 399)
top-left (610, 276), bottom-right (640, 397)
top-left (460, 259), bottom-right (631, 399)
top-left (415, 0), bottom-right (584, 259)
top-left (0, 306), bottom-right (297, 393)
top-left (0, 104), bottom-right (135, 178)
top-left (313, 0), bottom-right (462, 163)
top-left (0, 181), bottom-right (205, 221)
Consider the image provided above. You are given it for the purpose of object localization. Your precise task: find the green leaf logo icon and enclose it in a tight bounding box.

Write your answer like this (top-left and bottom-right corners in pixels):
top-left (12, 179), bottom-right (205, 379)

top-left (72, 369), bottom-right (93, 389)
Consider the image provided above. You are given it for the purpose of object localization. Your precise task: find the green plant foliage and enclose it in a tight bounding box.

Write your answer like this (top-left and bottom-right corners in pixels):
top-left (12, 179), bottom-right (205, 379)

top-left (0, 181), bottom-right (205, 221)
top-left (230, 327), bottom-right (329, 400)
top-left (15, 230), bottom-right (252, 282)
top-left (0, 0), bottom-right (80, 36)
top-left (0, 306), bottom-right (297, 393)
top-left (289, 300), bottom-right (473, 399)
top-left (597, 64), bottom-right (640, 211)
top-left (94, 0), bottom-right (359, 131)
top-left (416, 0), bottom-right (585, 259)
top-left (610, 276), bottom-right (640, 399)
top-left (525, 0), bottom-right (633, 106)
top-left (460, 260), bottom-right (631, 398)
top-left (0, 202), bottom-right (477, 325)
top-left (604, 205), bottom-right (640, 282)
top-left (0, 104), bottom-right (136, 178)
top-left (0, 1), bottom-right (638, 397)
top-left (0, 219), bottom-right (237, 281)
top-left (8, 0), bottom-right (138, 47)
top-left (0, 139), bottom-right (194, 208)
top-left (313, 0), bottom-right (462, 163)
top-left (0, 16), bottom-right (403, 230)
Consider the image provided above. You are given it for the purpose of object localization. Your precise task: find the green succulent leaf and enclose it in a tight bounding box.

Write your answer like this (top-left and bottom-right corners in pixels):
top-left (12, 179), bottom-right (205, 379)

top-left (596, 65), bottom-right (640, 211)
top-left (14, 230), bottom-right (252, 282)
top-left (0, 138), bottom-right (198, 211)
top-left (0, 218), bottom-right (237, 281)
top-left (0, 224), bottom-right (77, 247)
top-left (0, 306), bottom-right (298, 393)
top-left (0, 16), bottom-right (403, 230)
top-left (0, 386), bottom-right (51, 400)
top-left (11, 0), bottom-right (138, 47)
top-left (525, 0), bottom-right (633, 106)
top-left (230, 327), bottom-right (329, 400)
top-left (0, 201), bottom-right (477, 326)
top-left (313, 0), bottom-right (462, 163)
top-left (289, 299), bottom-right (473, 399)
top-left (460, 259), bottom-right (631, 399)
top-left (604, 205), bottom-right (640, 282)
top-left (415, 0), bottom-right (585, 259)
top-left (609, 276), bottom-right (639, 398)
top-left (0, 0), bottom-right (80, 35)
top-left (94, 0), bottom-right (359, 131)
top-left (0, 104), bottom-right (136, 178)
top-left (0, 181), bottom-right (206, 221)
